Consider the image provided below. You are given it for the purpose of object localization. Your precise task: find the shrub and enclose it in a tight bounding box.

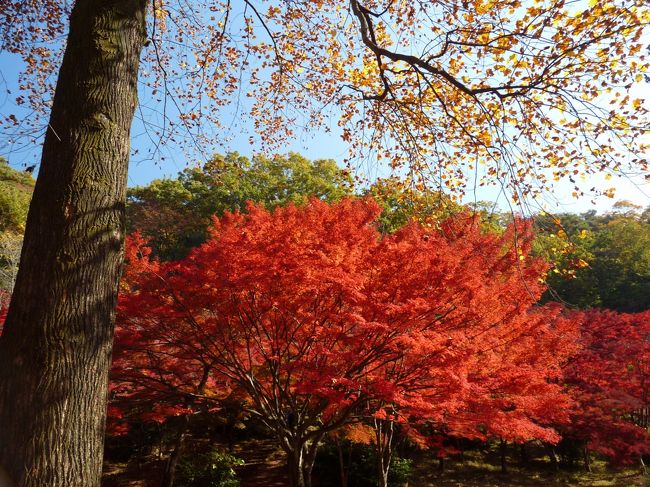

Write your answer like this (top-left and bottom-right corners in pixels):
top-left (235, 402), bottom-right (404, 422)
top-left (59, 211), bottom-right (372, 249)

top-left (176, 447), bottom-right (244, 487)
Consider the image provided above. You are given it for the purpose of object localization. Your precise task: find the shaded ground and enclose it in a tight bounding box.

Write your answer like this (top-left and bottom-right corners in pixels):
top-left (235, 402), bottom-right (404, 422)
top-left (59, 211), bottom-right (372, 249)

top-left (234, 439), bottom-right (287, 487)
top-left (103, 438), bottom-right (288, 487)
top-left (104, 441), bottom-right (647, 486)
top-left (102, 459), bottom-right (163, 487)
top-left (410, 452), bottom-right (645, 487)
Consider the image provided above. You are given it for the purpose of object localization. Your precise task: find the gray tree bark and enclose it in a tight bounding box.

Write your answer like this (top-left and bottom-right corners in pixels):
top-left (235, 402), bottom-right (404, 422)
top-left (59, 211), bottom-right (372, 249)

top-left (0, 0), bottom-right (147, 485)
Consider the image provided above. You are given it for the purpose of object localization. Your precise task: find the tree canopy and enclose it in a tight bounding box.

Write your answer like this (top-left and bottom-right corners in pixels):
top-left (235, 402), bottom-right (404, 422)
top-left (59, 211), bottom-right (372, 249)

top-left (562, 308), bottom-right (650, 465)
top-left (1, 0), bottom-right (649, 484)
top-left (127, 152), bottom-right (353, 259)
top-left (535, 207), bottom-right (650, 311)
top-left (3, 0), bottom-right (649, 200)
top-left (112, 198), bottom-right (575, 487)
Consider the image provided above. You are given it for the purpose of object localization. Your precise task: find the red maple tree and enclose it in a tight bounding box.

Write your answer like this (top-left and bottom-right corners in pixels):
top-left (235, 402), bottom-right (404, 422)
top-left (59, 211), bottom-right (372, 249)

top-left (562, 309), bottom-right (650, 467)
top-left (112, 198), bottom-right (575, 487)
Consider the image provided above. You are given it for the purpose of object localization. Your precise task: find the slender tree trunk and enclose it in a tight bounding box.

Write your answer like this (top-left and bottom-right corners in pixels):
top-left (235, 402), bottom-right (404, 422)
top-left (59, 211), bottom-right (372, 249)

top-left (284, 437), bottom-right (319, 487)
top-left (162, 419), bottom-right (189, 487)
top-left (499, 439), bottom-right (507, 474)
top-left (336, 439), bottom-right (349, 487)
top-left (286, 447), bottom-right (306, 487)
top-left (303, 440), bottom-right (319, 487)
top-left (375, 419), bottom-right (394, 487)
top-left (546, 443), bottom-right (559, 472)
top-left (519, 442), bottom-right (529, 466)
top-left (582, 447), bottom-right (591, 473)
top-left (0, 1), bottom-right (147, 485)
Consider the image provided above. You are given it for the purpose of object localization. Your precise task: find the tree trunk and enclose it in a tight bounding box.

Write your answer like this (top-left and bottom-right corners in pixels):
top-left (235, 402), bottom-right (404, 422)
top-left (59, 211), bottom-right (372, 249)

top-left (519, 442), bottom-right (529, 466)
top-left (546, 444), bottom-right (559, 472)
top-left (375, 419), bottom-right (394, 487)
top-left (303, 440), bottom-right (319, 487)
top-left (499, 439), bottom-right (507, 474)
top-left (287, 447), bottom-right (306, 487)
top-left (0, 1), bottom-right (147, 485)
top-left (285, 439), bottom-right (319, 487)
top-left (336, 439), bottom-right (349, 487)
top-left (162, 420), bottom-right (189, 487)
top-left (582, 447), bottom-right (591, 473)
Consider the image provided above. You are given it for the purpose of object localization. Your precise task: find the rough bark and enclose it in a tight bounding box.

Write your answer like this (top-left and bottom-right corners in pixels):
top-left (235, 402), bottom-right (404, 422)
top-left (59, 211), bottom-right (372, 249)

top-left (0, 0), bottom-right (147, 485)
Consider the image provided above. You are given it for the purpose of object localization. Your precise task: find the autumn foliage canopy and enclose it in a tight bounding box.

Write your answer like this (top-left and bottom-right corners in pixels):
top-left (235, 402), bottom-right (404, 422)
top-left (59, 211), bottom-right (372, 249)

top-left (111, 198), bottom-right (576, 448)
top-left (3, 0), bottom-right (649, 200)
top-left (2, 197), bottom-right (648, 472)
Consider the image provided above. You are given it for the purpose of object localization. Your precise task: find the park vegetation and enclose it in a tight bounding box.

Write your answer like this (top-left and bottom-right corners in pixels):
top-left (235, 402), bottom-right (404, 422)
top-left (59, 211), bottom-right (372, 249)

top-left (0, 0), bottom-right (648, 484)
top-left (4, 154), bottom-right (648, 486)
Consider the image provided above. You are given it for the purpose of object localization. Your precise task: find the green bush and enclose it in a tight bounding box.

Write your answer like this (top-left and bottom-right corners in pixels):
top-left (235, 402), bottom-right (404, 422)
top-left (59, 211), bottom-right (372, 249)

top-left (176, 447), bottom-right (244, 487)
top-left (388, 456), bottom-right (412, 486)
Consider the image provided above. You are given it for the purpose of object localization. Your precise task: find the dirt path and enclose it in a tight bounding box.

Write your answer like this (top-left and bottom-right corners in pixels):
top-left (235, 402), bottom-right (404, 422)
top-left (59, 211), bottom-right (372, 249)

top-left (234, 439), bottom-right (288, 486)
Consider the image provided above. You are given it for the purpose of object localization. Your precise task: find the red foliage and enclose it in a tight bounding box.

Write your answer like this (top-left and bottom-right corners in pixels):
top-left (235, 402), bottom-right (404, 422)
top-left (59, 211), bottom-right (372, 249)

top-left (0, 290), bottom-right (10, 335)
top-left (563, 309), bottom-right (650, 465)
top-left (111, 198), bottom-right (574, 447)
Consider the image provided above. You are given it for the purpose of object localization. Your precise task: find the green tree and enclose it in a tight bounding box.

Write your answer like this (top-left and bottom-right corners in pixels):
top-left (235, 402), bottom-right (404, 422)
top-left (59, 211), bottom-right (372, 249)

top-left (592, 217), bottom-right (650, 312)
top-left (536, 208), bottom-right (650, 311)
top-left (128, 152), bottom-right (354, 259)
top-left (366, 177), bottom-right (463, 233)
top-left (367, 177), bottom-right (509, 235)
